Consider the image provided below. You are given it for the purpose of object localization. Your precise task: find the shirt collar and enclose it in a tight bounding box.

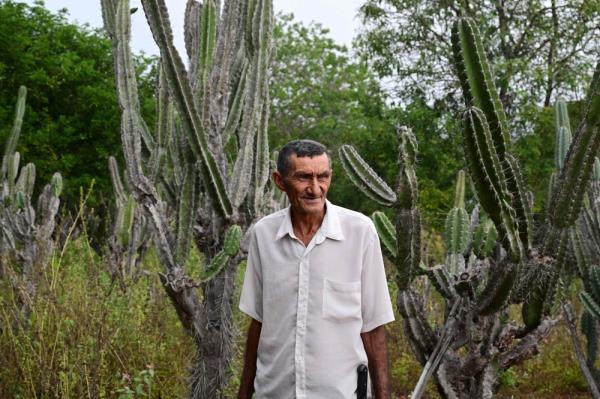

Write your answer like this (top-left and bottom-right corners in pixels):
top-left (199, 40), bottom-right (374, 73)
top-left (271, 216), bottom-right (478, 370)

top-left (275, 200), bottom-right (345, 241)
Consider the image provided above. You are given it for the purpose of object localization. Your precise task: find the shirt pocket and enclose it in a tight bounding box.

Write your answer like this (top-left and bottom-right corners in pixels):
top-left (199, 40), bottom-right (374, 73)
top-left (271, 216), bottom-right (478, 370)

top-left (322, 279), bottom-right (361, 321)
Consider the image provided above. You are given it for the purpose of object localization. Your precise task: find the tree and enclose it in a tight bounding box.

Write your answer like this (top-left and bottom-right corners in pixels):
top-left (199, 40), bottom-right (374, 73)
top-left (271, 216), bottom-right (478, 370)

top-left (0, 0), bottom-right (155, 210)
top-left (269, 14), bottom-right (398, 216)
top-left (357, 0), bottom-right (599, 128)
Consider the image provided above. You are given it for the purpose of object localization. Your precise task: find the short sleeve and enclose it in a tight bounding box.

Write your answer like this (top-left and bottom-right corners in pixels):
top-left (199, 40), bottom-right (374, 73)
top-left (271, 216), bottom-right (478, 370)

top-left (360, 230), bottom-right (395, 333)
top-left (239, 227), bottom-right (263, 322)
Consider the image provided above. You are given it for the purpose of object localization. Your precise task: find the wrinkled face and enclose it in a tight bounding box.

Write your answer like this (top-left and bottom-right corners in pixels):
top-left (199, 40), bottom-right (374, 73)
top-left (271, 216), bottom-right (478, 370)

top-left (274, 153), bottom-right (332, 217)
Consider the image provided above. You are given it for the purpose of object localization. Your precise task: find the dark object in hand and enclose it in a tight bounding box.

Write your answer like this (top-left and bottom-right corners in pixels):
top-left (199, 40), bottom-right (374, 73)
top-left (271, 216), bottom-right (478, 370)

top-left (357, 364), bottom-right (368, 399)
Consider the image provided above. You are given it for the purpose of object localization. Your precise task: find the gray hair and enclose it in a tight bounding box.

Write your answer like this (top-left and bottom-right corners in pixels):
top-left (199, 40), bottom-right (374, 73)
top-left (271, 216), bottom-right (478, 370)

top-left (277, 140), bottom-right (330, 177)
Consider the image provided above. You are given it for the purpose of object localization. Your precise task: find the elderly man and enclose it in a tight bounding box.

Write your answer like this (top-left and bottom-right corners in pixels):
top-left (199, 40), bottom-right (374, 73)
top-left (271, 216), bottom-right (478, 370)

top-left (238, 140), bottom-right (395, 398)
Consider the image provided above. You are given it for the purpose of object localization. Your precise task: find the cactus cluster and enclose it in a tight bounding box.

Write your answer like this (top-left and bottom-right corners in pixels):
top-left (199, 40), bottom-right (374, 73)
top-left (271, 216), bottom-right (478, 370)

top-left (340, 15), bottom-right (600, 399)
top-left (0, 86), bottom-right (63, 317)
top-left (101, 0), bottom-right (274, 397)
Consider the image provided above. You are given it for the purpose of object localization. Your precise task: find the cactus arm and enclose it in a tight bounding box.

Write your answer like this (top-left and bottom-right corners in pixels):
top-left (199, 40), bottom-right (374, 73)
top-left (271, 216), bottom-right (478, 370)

top-left (445, 207), bottom-right (470, 255)
top-left (1, 86), bottom-right (27, 178)
top-left (462, 107), bottom-right (523, 261)
top-left (141, 0), bottom-right (233, 218)
top-left (227, 0), bottom-right (273, 208)
top-left (251, 89), bottom-right (271, 215)
top-left (476, 261), bottom-right (518, 316)
top-left (184, 0), bottom-right (201, 71)
top-left (445, 170), bottom-right (470, 255)
top-left (428, 266), bottom-right (457, 300)
top-left (175, 166), bottom-right (198, 266)
top-left (197, 0), bottom-right (217, 92)
top-left (454, 169), bottom-right (466, 208)
top-left (554, 98), bottom-right (573, 170)
top-left (581, 291), bottom-right (600, 319)
top-left (6, 152), bottom-right (20, 195)
top-left (222, 59), bottom-right (248, 145)
top-left (581, 309), bottom-right (599, 369)
top-left (473, 217), bottom-right (498, 259)
top-left (108, 156), bottom-right (127, 205)
top-left (571, 227), bottom-right (593, 285)
top-left (100, 0), bottom-right (117, 38)
top-left (505, 154), bottom-right (533, 252)
top-left (148, 63), bottom-right (170, 183)
top-left (549, 61), bottom-right (600, 228)
top-left (451, 17), bottom-right (511, 158)
top-left (371, 211), bottom-right (398, 259)
top-left (211, 0), bottom-right (245, 135)
top-left (119, 194), bottom-right (137, 247)
top-left (395, 127), bottom-right (421, 290)
top-left (16, 163), bottom-right (35, 200)
top-left (338, 144), bottom-right (398, 206)
top-left (198, 224), bottom-right (243, 283)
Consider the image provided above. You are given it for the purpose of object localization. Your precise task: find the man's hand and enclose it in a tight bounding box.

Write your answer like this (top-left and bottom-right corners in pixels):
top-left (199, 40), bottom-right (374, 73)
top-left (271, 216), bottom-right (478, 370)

top-left (361, 325), bottom-right (391, 399)
top-left (238, 318), bottom-right (262, 399)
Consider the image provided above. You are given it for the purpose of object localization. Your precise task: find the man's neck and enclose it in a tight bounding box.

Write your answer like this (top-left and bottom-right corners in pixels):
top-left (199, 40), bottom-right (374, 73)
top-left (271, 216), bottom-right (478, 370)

top-left (290, 205), bottom-right (326, 246)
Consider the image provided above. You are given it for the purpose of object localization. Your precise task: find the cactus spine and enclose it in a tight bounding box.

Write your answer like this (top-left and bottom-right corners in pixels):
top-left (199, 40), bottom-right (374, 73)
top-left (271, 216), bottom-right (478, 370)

top-left (101, 0), bottom-right (273, 397)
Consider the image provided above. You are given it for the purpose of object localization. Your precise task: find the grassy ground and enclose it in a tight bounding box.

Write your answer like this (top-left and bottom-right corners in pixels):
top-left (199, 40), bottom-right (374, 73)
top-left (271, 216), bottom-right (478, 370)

top-left (0, 237), bottom-right (593, 398)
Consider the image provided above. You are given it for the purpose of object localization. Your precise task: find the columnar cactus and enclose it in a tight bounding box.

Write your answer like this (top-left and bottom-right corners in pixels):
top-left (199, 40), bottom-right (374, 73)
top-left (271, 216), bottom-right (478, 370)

top-left (339, 16), bottom-right (599, 399)
top-left (101, 0), bottom-right (273, 397)
top-left (0, 86), bottom-right (63, 319)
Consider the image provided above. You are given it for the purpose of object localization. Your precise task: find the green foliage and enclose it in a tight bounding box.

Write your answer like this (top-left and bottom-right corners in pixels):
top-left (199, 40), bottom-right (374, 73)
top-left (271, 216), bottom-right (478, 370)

top-left (269, 13), bottom-right (397, 216)
top-left (357, 0), bottom-right (599, 117)
top-left (0, 0), bottom-right (156, 208)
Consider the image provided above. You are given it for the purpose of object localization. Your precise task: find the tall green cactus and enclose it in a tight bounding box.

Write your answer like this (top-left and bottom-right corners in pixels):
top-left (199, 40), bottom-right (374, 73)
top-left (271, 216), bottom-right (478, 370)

top-left (0, 86), bottom-right (63, 319)
top-left (101, 0), bottom-right (274, 397)
top-left (549, 61), bottom-right (600, 228)
top-left (340, 16), bottom-right (598, 398)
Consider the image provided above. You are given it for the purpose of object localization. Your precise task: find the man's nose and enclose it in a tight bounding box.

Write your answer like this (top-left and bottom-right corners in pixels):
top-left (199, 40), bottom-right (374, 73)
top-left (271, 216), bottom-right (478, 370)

top-left (307, 176), bottom-right (321, 193)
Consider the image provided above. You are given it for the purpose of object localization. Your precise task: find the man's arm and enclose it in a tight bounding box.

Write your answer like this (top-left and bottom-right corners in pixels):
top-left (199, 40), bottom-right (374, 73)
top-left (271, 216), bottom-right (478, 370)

top-left (361, 325), bottom-right (391, 399)
top-left (238, 318), bottom-right (262, 399)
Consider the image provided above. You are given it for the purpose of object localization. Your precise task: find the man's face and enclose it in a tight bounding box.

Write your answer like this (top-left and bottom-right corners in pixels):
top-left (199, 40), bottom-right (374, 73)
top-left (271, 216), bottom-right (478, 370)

top-left (274, 153), bottom-right (332, 217)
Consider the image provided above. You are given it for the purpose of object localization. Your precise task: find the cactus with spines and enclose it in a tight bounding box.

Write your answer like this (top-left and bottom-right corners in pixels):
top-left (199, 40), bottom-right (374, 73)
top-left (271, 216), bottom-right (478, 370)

top-left (101, 0), bottom-right (274, 397)
top-left (473, 216), bottom-right (497, 259)
top-left (569, 115), bottom-right (600, 394)
top-left (106, 156), bottom-right (151, 284)
top-left (0, 86), bottom-right (63, 319)
top-left (340, 15), bottom-right (600, 398)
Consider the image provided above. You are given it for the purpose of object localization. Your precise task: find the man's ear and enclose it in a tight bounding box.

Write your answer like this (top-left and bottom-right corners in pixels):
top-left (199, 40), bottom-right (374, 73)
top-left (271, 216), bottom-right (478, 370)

top-left (272, 171), bottom-right (286, 192)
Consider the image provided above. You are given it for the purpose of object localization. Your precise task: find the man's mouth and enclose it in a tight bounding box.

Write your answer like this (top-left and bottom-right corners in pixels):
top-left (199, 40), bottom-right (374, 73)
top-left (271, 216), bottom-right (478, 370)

top-left (302, 196), bottom-right (321, 203)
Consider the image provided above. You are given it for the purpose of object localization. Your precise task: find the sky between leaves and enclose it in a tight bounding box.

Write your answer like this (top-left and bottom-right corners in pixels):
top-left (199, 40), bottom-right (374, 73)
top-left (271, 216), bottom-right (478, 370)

top-left (23, 0), bottom-right (363, 55)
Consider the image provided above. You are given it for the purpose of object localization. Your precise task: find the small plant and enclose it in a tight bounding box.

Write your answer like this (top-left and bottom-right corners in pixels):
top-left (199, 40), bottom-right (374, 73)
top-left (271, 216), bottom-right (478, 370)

top-left (115, 365), bottom-right (155, 398)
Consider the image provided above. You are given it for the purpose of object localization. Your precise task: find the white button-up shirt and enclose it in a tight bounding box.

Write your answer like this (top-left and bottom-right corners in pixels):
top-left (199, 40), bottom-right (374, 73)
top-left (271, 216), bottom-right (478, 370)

top-left (239, 201), bottom-right (395, 398)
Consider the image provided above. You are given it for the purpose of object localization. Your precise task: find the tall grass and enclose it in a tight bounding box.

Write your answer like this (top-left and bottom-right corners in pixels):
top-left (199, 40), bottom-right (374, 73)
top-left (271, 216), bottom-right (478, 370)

top-left (0, 233), bottom-right (592, 398)
top-left (0, 237), bottom-right (192, 398)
